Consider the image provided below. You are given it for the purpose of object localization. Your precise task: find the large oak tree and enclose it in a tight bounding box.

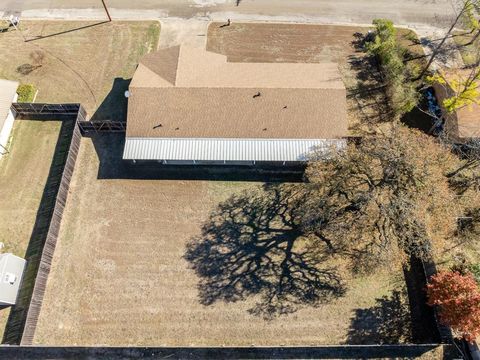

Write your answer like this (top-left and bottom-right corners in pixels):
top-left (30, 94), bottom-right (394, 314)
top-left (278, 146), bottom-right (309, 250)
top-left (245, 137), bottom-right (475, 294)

top-left (298, 125), bottom-right (462, 272)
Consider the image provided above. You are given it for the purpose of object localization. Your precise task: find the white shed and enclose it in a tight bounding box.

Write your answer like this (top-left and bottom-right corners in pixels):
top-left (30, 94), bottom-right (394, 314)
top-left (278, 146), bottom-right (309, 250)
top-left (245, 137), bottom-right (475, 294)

top-left (0, 79), bottom-right (19, 158)
top-left (0, 253), bottom-right (26, 306)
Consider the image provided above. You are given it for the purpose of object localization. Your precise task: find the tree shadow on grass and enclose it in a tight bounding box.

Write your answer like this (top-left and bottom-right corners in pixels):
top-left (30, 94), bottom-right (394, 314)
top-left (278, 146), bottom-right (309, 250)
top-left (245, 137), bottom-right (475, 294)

top-left (346, 290), bottom-right (413, 345)
top-left (347, 33), bottom-right (390, 131)
top-left (184, 184), bottom-right (346, 319)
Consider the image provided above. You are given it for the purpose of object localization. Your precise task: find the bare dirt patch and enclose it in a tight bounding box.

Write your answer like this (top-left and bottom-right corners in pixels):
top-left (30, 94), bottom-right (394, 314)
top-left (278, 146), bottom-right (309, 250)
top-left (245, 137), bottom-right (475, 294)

top-left (32, 135), bottom-right (410, 346)
top-left (207, 22), bottom-right (373, 64)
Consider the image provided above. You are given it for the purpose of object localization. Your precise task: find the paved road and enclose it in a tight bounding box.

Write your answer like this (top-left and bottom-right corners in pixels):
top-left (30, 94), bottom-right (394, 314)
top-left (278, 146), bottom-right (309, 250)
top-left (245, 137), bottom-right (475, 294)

top-left (1, 0), bottom-right (456, 27)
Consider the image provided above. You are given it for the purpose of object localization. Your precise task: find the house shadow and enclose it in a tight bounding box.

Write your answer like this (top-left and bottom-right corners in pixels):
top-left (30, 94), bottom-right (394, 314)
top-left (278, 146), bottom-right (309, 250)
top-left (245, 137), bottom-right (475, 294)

top-left (88, 133), bottom-right (306, 182)
top-left (400, 88), bottom-right (441, 134)
top-left (184, 184), bottom-right (345, 319)
top-left (346, 290), bottom-right (413, 345)
top-left (91, 77), bottom-right (131, 122)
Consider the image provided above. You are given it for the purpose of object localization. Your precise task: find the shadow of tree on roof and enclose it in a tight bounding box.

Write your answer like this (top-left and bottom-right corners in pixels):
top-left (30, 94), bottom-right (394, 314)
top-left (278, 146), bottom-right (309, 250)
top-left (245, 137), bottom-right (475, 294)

top-left (184, 184), bottom-right (345, 319)
top-left (346, 289), bottom-right (413, 344)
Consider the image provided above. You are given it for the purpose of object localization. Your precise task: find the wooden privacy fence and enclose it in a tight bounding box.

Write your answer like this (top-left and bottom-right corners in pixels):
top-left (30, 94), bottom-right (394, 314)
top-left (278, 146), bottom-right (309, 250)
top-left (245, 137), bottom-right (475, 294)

top-left (11, 103), bottom-right (82, 119)
top-left (0, 344), bottom-right (456, 359)
top-left (3, 104), bottom-right (84, 345)
top-left (4, 103), bottom-right (125, 344)
top-left (77, 118), bottom-right (126, 133)
top-left (20, 123), bottom-right (81, 345)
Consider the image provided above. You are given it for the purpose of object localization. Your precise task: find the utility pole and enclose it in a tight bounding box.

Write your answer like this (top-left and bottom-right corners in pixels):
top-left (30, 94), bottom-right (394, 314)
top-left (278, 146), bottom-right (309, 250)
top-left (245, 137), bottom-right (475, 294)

top-left (101, 0), bottom-right (112, 22)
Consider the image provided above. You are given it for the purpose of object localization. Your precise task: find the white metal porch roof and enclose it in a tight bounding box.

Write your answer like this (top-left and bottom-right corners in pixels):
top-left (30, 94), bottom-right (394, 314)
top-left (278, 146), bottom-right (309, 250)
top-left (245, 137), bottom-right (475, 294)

top-left (123, 138), bottom-right (346, 162)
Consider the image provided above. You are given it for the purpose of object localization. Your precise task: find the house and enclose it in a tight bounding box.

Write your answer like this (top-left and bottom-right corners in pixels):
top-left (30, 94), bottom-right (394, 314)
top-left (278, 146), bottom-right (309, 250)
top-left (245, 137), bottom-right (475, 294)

top-left (0, 79), bottom-right (19, 158)
top-left (0, 253), bottom-right (26, 306)
top-left (123, 46), bottom-right (348, 165)
top-left (433, 70), bottom-right (480, 141)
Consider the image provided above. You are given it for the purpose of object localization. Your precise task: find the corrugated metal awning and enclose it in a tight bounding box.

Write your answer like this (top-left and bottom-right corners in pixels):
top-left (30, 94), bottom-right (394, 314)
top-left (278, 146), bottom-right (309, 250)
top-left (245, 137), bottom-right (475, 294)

top-left (123, 137), bottom-right (346, 162)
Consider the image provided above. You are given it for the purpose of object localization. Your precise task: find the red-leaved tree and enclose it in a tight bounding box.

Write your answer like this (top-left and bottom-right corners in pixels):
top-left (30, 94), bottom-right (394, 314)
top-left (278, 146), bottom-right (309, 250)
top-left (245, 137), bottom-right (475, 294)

top-left (427, 271), bottom-right (480, 342)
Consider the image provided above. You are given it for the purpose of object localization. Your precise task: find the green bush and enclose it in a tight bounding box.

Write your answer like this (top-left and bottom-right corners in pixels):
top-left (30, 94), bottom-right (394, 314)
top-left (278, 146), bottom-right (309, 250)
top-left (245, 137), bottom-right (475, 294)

top-left (366, 19), bottom-right (419, 118)
top-left (16, 84), bottom-right (36, 103)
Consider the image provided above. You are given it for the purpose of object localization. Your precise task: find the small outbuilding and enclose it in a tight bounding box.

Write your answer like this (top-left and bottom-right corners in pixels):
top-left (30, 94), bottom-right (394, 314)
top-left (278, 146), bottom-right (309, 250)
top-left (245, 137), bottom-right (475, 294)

top-left (124, 46), bottom-right (348, 165)
top-left (0, 79), bottom-right (19, 158)
top-left (0, 253), bottom-right (26, 306)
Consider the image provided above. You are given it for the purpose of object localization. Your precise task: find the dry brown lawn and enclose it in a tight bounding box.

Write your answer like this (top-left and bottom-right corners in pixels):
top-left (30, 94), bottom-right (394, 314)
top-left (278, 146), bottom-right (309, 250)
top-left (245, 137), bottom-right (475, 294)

top-left (32, 136), bottom-right (410, 346)
top-left (0, 120), bottom-right (62, 339)
top-left (2, 21), bottom-right (417, 346)
top-left (0, 20), bottom-right (159, 340)
top-left (0, 21), bottom-right (160, 120)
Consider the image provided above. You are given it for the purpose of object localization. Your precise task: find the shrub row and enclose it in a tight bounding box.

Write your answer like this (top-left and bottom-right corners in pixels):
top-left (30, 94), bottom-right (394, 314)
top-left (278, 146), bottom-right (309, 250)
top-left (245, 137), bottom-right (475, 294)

top-left (367, 19), bottom-right (419, 118)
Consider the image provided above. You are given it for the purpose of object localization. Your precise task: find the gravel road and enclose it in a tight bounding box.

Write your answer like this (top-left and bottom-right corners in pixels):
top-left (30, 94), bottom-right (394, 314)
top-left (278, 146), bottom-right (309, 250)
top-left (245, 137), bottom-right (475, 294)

top-left (1, 0), bottom-right (456, 27)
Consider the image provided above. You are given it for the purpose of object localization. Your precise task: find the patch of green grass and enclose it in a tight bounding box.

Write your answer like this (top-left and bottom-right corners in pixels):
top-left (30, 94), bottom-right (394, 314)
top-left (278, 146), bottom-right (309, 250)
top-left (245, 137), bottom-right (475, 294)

top-left (121, 22), bottom-right (160, 77)
top-left (16, 84), bottom-right (36, 103)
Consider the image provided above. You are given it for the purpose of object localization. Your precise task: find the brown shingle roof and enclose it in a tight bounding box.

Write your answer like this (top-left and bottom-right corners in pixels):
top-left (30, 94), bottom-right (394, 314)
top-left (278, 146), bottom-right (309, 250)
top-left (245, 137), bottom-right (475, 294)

top-left (127, 46), bottom-right (347, 139)
top-left (138, 46), bottom-right (180, 86)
